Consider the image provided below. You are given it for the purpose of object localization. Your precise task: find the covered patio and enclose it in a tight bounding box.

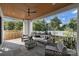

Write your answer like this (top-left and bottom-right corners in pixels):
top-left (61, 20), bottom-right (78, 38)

top-left (0, 3), bottom-right (78, 56)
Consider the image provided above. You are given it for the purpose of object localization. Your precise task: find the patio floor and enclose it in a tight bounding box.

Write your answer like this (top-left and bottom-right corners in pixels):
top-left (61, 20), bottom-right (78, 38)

top-left (0, 38), bottom-right (45, 56)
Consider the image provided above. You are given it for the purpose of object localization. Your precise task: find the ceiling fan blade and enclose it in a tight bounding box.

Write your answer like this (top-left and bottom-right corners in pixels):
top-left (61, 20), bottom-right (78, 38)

top-left (31, 11), bottom-right (37, 13)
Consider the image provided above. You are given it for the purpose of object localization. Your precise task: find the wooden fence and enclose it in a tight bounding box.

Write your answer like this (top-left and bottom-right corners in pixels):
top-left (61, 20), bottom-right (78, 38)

top-left (4, 30), bottom-right (22, 40)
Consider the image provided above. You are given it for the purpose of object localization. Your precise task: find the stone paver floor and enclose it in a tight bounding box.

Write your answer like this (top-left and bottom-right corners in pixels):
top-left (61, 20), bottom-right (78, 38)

top-left (0, 38), bottom-right (45, 56)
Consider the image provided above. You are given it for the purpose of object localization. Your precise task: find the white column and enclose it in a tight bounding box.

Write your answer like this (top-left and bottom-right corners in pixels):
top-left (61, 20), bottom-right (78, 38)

top-left (28, 20), bottom-right (33, 35)
top-left (23, 20), bottom-right (33, 36)
top-left (77, 5), bottom-right (79, 56)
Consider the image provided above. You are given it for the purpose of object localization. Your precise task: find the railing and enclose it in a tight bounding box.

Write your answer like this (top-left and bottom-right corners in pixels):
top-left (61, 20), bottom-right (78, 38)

top-left (33, 31), bottom-right (77, 37)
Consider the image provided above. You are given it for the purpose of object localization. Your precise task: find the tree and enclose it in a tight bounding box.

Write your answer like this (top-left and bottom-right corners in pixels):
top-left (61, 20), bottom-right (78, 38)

top-left (4, 22), bottom-right (8, 30)
top-left (50, 17), bottom-right (62, 30)
top-left (33, 20), bottom-right (42, 31)
top-left (68, 19), bottom-right (77, 31)
top-left (4, 21), bottom-right (15, 30)
top-left (59, 24), bottom-right (67, 31)
top-left (33, 20), bottom-right (47, 31)
top-left (15, 21), bottom-right (23, 30)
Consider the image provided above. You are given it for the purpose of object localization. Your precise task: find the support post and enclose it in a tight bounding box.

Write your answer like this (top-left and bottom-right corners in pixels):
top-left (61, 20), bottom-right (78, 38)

top-left (77, 4), bottom-right (79, 56)
top-left (23, 20), bottom-right (33, 36)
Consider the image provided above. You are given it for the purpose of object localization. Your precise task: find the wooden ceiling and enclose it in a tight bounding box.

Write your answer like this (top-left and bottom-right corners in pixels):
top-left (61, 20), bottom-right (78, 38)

top-left (0, 3), bottom-right (72, 20)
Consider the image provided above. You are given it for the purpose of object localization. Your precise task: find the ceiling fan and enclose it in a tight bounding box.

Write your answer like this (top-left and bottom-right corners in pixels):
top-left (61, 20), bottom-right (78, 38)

top-left (26, 8), bottom-right (37, 16)
top-left (14, 7), bottom-right (37, 20)
top-left (16, 8), bottom-right (37, 16)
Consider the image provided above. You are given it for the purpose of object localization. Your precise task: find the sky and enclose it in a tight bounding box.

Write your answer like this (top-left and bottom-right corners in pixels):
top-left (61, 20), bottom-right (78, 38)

top-left (45, 9), bottom-right (77, 25)
top-left (3, 9), bottom-right (77, 24)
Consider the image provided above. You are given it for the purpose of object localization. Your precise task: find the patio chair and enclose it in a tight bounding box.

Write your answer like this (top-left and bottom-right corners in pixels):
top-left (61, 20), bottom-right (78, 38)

top-left (21, 34), bottom-right (29, 42)
top-left (25, 36), bottom-right (37, 49)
